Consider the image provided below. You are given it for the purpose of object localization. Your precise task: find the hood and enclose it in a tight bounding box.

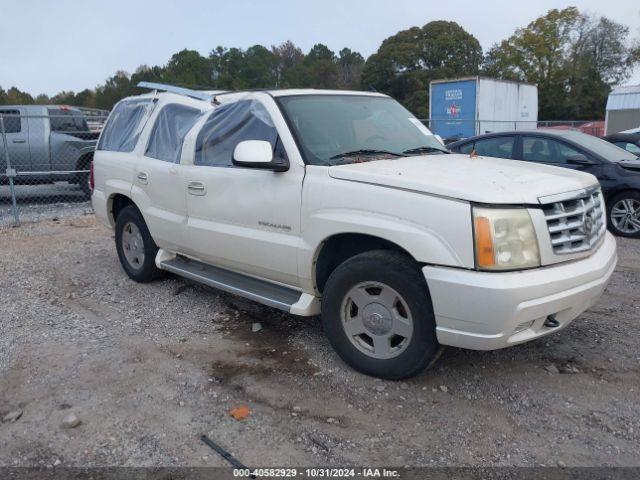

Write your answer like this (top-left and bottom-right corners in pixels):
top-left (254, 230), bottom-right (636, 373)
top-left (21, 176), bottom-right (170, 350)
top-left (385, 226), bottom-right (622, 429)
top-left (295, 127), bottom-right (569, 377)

top-left (328, 154), bottom-right (598, 204)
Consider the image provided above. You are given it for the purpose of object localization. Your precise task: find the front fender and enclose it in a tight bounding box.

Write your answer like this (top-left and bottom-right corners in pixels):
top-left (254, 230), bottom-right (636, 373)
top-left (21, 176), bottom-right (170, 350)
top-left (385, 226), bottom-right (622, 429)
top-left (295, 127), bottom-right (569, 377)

top-left (299, 170), bottom-right (475, 292)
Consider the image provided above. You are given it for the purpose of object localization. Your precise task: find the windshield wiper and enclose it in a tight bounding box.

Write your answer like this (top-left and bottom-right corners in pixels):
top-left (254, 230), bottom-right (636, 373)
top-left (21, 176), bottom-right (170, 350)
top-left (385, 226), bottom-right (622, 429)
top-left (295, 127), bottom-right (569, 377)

top-left (403, 146), bottom-right (449, 155)
top-left (329, 149), bottom-right (403, 160)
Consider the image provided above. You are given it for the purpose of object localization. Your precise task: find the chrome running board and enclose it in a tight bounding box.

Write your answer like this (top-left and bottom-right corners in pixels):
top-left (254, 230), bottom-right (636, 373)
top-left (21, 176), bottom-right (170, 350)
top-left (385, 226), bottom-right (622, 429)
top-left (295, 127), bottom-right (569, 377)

top-left (158, 253), bottom-right (317, 314)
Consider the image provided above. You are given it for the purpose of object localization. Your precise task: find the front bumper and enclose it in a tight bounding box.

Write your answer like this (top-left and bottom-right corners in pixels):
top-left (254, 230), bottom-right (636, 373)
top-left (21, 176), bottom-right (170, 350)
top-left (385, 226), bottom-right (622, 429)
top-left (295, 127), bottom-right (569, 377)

top-left (423, 231), bottom-right (617, 350)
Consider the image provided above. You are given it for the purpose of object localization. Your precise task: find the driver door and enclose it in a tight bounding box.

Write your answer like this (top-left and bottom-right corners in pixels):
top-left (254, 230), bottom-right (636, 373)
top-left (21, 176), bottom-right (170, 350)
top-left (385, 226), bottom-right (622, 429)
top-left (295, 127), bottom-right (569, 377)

top-left (181, 97), bottom-right (304, 287)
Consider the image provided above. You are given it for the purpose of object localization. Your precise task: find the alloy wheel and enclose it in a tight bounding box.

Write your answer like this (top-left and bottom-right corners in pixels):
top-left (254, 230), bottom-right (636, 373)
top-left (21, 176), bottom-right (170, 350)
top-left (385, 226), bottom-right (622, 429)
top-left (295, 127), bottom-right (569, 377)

top-left (340, 281), bottom-right (414, 360)
top-left (610, 198), bottom-right (640, 234)
top-left (121, 221), bottom-right (145, 269)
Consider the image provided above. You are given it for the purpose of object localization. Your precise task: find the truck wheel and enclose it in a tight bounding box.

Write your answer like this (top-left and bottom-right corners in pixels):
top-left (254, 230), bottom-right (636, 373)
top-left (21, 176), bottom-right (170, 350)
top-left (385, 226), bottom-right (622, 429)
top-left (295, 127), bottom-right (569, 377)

top-left (77, 157), bottom-right (92, 199)
top-left (115, 206), bottom-right (161, 283)
top-left (321, 250), bottom-right (441, 380)
top-left (608, 191), bottom-right (640, 238)
top-left (78, 171), bottom-right (92, 199)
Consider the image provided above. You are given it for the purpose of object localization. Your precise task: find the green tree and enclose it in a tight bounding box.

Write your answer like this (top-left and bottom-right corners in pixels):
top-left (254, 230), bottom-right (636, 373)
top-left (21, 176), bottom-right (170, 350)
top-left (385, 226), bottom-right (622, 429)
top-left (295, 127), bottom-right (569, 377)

top-left (4, 87), bottom-right (35, 104)
top-left (338, 48), bottom-right (364, 89)
top-left (94, 71), bottom-right (134, 109)
top-left (290, 43), bottom-right (341, 88)
top-left (238, 45), bottom-right (279, 88)
top-left (362, 21), bottom-right (482, 117)
top-left (483, 8), bottom-right (638, 119)
top-left (210, 46), bottom-right (245, 89)
top-left (272, 40), bottom-right (304, 87)
top-left (163, 49), bottom-right (212, 88)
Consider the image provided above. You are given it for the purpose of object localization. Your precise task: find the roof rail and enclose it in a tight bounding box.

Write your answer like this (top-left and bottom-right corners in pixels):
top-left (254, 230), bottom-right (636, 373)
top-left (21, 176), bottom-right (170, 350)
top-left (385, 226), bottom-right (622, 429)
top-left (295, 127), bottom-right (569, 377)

top-left (137, 82), bottom-right (228, 101)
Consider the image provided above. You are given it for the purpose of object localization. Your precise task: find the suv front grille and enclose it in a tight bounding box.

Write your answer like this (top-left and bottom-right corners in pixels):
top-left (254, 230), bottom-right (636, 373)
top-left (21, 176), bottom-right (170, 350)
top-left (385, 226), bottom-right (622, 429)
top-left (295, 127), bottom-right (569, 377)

top-left (542, 189), bottom-right (606, 255)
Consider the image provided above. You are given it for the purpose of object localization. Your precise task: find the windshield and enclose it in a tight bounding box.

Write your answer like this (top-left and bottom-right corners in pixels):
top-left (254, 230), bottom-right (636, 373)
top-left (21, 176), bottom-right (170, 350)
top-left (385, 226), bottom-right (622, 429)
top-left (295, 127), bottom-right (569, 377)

top-left (563, 131), bottom-right (638, 161)
top-left (277, 95), bottom-right (445, 166)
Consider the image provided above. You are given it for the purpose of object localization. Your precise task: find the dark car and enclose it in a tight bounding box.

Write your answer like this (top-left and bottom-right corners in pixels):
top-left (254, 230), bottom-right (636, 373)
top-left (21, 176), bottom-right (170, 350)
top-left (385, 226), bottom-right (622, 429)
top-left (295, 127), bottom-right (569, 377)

top-left (448, 130), bottom-right (640, 238)
top-left (604, 132), bottom-right (640, 157)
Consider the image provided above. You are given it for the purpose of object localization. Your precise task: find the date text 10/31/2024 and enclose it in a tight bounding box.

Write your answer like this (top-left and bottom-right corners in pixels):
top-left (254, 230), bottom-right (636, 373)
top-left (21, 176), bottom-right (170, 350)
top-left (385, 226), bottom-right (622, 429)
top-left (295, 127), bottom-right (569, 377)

top-left (233, 468), bottom-right (401, 478)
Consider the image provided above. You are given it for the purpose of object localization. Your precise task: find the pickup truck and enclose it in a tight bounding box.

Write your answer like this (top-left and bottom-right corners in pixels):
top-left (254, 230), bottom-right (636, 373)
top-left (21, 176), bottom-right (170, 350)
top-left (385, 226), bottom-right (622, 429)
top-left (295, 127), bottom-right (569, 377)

top-left (0, 105), bottom-right (99, 197)
top-left (92, 85), bottom-right (617, 379)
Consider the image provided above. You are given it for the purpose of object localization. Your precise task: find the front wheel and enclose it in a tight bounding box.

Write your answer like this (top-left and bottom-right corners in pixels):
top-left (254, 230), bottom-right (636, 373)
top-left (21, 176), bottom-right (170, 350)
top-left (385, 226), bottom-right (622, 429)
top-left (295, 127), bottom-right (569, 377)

top-left (608, 191), bottom-right (640, 238)
top-left (321, 250), bottom-right (441, 380)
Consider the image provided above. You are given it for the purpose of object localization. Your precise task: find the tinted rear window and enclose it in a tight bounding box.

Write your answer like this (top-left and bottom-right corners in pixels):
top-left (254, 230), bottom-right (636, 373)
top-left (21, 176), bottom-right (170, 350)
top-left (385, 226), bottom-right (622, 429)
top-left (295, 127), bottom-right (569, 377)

top-left (48, 108), bottom-right (90, 133)
top-left (145, 104), bottom-right (202, 163)
top-left (98, 98), bottom-right (156, 152)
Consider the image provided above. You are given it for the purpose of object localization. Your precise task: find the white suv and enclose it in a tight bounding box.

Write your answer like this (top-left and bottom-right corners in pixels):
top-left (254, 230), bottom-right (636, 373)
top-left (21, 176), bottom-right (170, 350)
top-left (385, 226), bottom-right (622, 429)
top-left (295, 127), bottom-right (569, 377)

top-left (92, 83), bottom-right (617, 379)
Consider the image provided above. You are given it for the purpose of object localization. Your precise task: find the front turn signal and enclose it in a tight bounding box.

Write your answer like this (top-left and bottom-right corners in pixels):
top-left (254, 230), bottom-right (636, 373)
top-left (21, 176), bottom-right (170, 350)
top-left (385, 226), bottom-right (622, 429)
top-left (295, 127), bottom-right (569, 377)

top-left (474, 216), bottom-right (495, 268)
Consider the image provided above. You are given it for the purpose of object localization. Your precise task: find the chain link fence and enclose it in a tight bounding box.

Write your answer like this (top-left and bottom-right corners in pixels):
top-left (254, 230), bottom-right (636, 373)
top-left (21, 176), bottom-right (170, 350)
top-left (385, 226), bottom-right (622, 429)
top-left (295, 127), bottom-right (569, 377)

top-left (0, 107), bottom-right (108, 228)
top-left (419, 118), bottom-right (605, 143)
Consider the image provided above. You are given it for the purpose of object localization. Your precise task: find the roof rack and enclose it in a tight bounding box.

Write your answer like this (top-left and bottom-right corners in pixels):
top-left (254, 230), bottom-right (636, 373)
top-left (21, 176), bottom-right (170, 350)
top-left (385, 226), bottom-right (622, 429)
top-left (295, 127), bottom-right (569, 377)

top-left (137, 82), bottom-right (228, 101)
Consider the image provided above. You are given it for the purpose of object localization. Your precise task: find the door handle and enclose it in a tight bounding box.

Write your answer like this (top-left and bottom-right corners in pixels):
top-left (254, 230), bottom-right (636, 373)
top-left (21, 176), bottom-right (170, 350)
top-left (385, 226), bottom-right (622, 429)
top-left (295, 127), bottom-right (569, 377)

top-left (137, 172), bottom-right (148, 184)
top-left (12, 139), bottom-right (26, 144)
top-left (187, 181), bottom-right (206, 195)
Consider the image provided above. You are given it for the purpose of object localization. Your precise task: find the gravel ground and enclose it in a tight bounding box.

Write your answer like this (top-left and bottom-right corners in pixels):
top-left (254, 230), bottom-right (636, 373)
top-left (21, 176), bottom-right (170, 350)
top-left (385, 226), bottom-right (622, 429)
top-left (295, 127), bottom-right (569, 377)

top-left (1, 182), bottom-right (91, 228)
top-left (0, 215), bottom-right (639, 469)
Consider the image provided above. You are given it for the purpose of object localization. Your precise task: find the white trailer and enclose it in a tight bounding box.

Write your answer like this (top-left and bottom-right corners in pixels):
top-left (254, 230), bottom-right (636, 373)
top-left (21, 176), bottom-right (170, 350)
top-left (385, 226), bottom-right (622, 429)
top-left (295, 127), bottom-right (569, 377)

top-left (429, 77), bottom-right (538, 140)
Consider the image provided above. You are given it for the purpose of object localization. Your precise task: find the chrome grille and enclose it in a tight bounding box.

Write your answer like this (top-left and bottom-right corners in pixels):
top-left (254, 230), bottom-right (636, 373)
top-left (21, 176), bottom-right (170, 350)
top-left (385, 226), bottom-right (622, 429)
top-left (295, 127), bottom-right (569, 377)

top-left (542, 189), bottom-right (606, 255)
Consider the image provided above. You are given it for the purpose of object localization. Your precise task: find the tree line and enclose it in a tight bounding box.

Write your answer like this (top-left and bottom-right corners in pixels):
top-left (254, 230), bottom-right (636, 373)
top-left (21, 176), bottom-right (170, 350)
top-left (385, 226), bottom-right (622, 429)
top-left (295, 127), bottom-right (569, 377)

top-left (1, 7), bottom-right (638, 120)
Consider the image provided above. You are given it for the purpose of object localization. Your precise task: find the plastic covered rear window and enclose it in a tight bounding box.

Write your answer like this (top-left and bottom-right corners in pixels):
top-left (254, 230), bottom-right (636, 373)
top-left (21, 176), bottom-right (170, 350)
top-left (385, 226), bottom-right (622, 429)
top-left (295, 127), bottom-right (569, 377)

top-left (98, 98), bottom-right (156, 152)
top-left (195, 99), bottom-right (277, 167)
top-left (145, 104), bottom-right (203, 163)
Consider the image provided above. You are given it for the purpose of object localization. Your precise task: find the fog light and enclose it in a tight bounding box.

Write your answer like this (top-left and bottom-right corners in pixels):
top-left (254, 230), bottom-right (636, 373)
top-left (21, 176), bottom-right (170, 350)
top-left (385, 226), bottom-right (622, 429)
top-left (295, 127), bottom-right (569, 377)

top-left (514, 320), bottom-right (534, 334)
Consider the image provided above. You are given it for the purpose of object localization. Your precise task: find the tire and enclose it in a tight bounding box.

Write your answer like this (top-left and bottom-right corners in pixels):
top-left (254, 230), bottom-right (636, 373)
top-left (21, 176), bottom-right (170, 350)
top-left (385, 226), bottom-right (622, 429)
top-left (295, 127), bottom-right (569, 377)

top-left (321, 250), bottom-right (441, 380)
top-left (607, 191), bottom-right (640, 238)
top-left (114, 205), bottom-right (162, 282)
top-left (77, 157), bottom-right (92, 200)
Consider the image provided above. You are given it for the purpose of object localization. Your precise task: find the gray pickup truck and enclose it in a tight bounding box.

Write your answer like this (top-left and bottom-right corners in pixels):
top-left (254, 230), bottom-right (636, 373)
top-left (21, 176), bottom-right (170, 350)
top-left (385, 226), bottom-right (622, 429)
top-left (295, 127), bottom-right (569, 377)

top-left (0, 105), bottom-right (99, 197)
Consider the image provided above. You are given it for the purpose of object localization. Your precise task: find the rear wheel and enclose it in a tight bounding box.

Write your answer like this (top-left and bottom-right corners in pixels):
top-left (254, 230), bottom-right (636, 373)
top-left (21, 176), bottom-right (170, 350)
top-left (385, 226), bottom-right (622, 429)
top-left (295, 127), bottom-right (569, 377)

top-left (115, 206), bottom-right (162, 282)
top-left (608, 191), bottom-right (640, 238)
top-left (321, 250), bottom-right (441, 380)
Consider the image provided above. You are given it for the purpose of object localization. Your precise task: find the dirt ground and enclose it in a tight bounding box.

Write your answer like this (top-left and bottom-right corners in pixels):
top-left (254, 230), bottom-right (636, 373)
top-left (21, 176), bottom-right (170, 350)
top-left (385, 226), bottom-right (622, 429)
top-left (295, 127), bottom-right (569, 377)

top-left (0, 215), bottom-right (639, 469)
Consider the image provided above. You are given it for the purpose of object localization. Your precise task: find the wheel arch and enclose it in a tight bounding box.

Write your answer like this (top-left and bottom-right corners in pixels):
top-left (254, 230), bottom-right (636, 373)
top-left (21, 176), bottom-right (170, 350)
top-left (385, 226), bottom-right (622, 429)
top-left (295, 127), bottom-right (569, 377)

top-left (313, 233), bottom-right (416, 294)
top-left (108, 193), bottom-right (138, 226)
top-left (605, 188), bottom-right (640, 204)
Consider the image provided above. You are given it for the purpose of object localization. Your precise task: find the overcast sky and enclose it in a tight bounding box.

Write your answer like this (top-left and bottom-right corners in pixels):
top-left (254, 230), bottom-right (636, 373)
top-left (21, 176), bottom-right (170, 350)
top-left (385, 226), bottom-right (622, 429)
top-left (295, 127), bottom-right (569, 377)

top-left (1, 0), bottom-right (639, 96)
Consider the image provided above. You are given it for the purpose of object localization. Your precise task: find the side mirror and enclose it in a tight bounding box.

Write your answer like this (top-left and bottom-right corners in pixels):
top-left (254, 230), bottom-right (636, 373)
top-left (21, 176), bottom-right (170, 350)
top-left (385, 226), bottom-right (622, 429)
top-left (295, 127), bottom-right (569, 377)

top-left (232, 140), bottom-right (288, 172)
top-left (566, 154), bottom-right (595, 166)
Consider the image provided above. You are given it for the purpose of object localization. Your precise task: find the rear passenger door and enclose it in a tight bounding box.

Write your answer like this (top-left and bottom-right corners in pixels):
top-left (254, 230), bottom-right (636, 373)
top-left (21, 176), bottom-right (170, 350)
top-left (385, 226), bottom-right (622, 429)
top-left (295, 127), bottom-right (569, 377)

top-left (0, 108), bottom-right (31, 172)
top-left (134, 103), bottom-right (203, 251)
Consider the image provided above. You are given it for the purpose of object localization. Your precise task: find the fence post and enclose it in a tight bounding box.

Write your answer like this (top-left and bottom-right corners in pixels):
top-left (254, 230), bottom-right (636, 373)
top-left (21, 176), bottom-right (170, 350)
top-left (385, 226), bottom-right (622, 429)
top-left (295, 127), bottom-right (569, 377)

top-left (0, 116), bottom-right (20, 227)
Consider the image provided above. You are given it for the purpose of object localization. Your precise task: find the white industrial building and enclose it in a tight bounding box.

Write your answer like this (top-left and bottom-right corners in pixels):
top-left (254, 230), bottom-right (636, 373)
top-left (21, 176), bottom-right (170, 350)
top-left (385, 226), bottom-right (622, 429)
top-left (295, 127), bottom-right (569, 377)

top-left (605, 85), bottom-right (640, 134)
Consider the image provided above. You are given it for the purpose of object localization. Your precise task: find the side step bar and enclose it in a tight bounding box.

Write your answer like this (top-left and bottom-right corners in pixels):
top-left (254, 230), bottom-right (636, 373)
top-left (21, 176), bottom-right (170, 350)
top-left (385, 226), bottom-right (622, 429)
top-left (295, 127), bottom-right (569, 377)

top-left (157, 252), bottom-right (320, 316)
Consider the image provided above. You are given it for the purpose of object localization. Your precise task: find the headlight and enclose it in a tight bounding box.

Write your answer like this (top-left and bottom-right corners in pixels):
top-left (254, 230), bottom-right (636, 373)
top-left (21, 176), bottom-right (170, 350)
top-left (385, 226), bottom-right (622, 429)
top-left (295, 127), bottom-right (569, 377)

top-left (473, 207), bottom-right (540, 271)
